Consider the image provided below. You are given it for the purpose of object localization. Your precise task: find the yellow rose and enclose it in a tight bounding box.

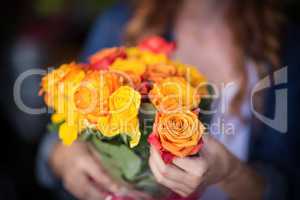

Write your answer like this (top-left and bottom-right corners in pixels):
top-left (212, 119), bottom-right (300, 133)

top-left (126, 47), bottom-right (168, 66)
top-left (175, 63), bottom-right (208, 95)
top-left (58, 112), bottom-right (85, 145)
top-left (51, 113), bottom-right (65, 123)
top-left (109, 86), bottom-right (141, 119)
top-left (126, 47), bottom-right (141, 58)
top-left (140, 51), bottom-right (167, 65)
top-left (111, 58), bottom-right (146, 76)
top-left (96, 86), bottom-right (141, 147)
top-left (59, 122), bottom-right (78, 145)
top-left (97, 116), bottom-right (141, 147)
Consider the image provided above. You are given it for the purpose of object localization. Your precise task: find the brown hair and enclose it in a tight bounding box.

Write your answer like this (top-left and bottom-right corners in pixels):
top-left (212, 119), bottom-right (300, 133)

top-left (125, 0), bottom-right (284, 115)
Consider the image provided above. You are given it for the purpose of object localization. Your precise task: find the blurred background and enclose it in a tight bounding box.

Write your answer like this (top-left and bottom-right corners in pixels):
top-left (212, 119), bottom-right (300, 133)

top-left (0, 0), bottom-right (299, 199)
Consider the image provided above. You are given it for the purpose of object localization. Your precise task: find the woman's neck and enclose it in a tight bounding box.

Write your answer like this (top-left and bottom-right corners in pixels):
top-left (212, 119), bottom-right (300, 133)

top-left (174, 0), bottom-right (241, 84)
top-left (181, 0), bottom-right (230, 21)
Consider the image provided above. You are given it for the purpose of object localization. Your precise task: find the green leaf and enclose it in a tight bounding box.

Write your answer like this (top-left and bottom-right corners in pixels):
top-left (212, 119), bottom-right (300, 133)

top-left (135, 173), bottom-right (168, 198)
top-left (118, 145), bottom-right (142, 180)
top-left (79, 129), bottom-right (92, 141)
top-left (135, 176), bottom-right (158, 193)
top-left (120, 133), bottom-right (129, 145)
top-left (47, 121), bottom-right (64, 133)
top-left (97, 153), bottom-right (124, 183)
top-left (91, 135), bottom-right (142, 181)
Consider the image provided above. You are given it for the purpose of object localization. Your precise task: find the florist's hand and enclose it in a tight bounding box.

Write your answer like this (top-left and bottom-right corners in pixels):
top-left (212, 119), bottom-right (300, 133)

top-left (49, 142), bottom-right (121, 200)
top-left (149, 135), bottom-right (241, 197)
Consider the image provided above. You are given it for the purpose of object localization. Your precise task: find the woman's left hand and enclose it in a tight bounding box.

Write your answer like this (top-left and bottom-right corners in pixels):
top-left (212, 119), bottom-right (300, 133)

top-left (149, 135), bottom-right (241, 197)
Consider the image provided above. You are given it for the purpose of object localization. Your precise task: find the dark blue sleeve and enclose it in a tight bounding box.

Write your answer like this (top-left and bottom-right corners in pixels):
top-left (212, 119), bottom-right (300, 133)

top-left (249, 24), bottom-right (300, 200)
top-left (278, 24), bottom-right (300, 200)
top-left (80, 3), bottom-right (131, 61)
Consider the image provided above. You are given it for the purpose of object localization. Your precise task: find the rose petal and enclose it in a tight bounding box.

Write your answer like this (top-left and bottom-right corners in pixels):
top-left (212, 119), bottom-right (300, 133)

top-left (138, 81), bottom-right (152, 96)
top-left (148, 132), bottom-right (175, 164)
top-left (148, 132), bottom-right (162, 150)
top-left (138, 36), bottom-right (176, 56)
top-left (89, 48), bottom-right (127, 70)
top-left (161, 151), bottom-right (175, 164)
top-left (90, 58), bottom-right (112, 70)
top-left (190, 139), bottom-right (204, 155)
top-left (192, 108), bottom-right (200, 115)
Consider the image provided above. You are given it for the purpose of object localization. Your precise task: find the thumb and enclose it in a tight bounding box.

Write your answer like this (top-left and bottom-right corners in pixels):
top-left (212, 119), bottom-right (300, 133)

top-left (201, 134), bottom-right (224, 157)
top-left (202, 134), bottom-right (218, 145)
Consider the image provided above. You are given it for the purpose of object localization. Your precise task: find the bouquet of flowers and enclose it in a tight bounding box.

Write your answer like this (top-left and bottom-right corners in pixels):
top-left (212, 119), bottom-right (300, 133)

top-left (40, 36), bottom-right (208, 199)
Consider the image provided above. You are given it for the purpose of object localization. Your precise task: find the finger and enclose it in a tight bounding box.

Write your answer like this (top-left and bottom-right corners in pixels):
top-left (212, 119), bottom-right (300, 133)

top-left (174, 189), bottom-right (190, 198)
top-left (149, 157), bottom-right (190, 196)
top-left (202, 133), bottom-right (215, 144)
top-left (150, 147), bottom-right (196, 190)
top-left (64, 172), bottom-right (106, 200)
top-left (201, 134), bottom-right (220, 155)
top-left (173, 157), bottom-right (207, 176)
top-left (63, 170), bottom-right (86, 199)
top-left (125, 189), bottom-right (153, 200)
top-left (84, 183), bottom-right (108, 200)
top-left (82, 155), bottom-right (121, 194)
top-left (150, 147), bottom-right (166, 171)
top-left (149, 155), bottom-right (191, 195)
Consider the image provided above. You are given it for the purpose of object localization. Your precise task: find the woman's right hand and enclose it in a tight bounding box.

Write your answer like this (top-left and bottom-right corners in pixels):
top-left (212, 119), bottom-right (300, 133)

top-left (49, 142), bottom-right (121, 200)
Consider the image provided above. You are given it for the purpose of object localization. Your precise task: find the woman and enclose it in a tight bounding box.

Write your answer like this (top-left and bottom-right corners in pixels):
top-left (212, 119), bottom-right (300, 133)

top-left (37, 0), bottom-right (300, 200)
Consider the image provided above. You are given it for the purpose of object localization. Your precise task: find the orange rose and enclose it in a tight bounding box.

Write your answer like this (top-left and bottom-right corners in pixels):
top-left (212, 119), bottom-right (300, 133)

top-left (149, 77), bottom-right (201, 112)
top-left (125, 72), bottom-right (142, 89)
top-left (40, 63), bottom-right (85, 110)
top-left (143, 64), bottom-right (177, 83)
top-left (175, 63), bottom-right (208, 95)
top-left (74, 70), bottom-right (122, 124)
top-left (149, 110), bottom-right (204, 159)
top-left (40, 62), bottom-right (83, 94)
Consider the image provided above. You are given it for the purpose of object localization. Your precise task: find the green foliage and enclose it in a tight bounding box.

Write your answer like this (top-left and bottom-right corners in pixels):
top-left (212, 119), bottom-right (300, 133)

top-left (75, 102), bottom-right (161, 194)
top-left (47, 121), bottom-right (64, 133)
top-left (135, 103), bottom-right (156, 164)
top-left (91, 135), bottom-right (142, 181)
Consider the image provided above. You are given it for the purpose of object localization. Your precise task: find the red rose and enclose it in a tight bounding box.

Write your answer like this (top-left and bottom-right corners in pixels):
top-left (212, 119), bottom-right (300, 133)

top-left (138, 36), bottom-right (176, 56)
top-left (88, 47), bottom-right (127, 70)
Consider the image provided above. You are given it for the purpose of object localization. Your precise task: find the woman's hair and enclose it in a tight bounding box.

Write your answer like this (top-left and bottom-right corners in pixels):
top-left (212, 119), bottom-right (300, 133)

top-left (124, 0), bottom-right (285, 116)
